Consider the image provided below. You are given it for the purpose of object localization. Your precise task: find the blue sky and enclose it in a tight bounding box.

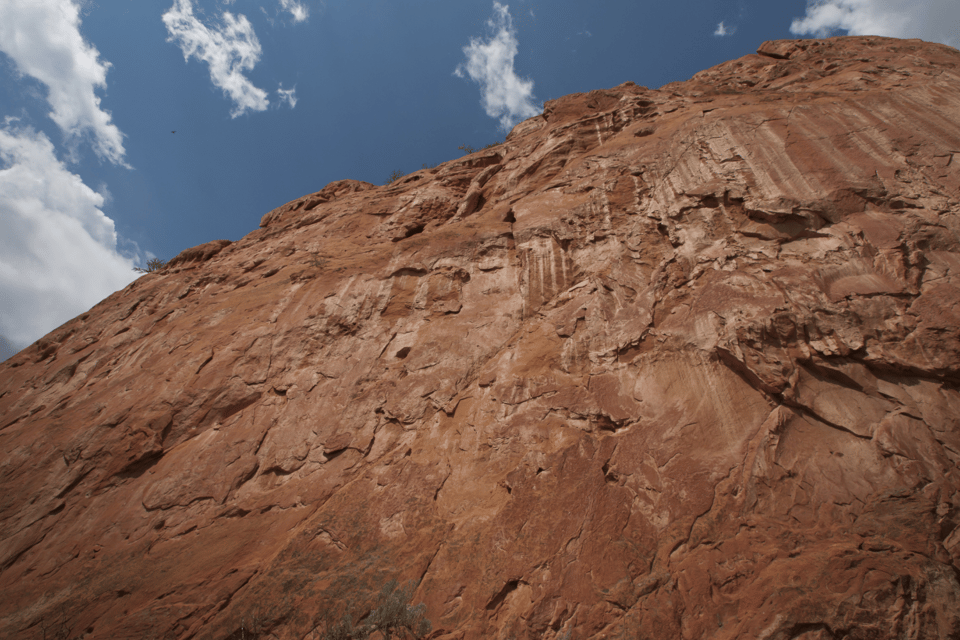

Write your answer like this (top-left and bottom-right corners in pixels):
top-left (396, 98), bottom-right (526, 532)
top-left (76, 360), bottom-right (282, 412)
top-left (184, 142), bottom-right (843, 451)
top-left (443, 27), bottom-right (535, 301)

top-left (1, 0), bottom-right (959, 358)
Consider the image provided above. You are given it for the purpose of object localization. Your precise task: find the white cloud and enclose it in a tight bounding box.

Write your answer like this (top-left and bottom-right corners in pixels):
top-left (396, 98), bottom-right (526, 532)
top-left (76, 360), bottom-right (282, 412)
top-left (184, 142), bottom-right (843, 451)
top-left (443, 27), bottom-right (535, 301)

top-left (714, 21), bottom-right (735, 36)
top-left (0, 124), bottom-right (137, 351)
top-left (791, 0), bottom-right (960, 48)
top-left (279, 0), bottom-right (309, 23)
top-left (277, 83), bottom-right (297, 108)
top-left (0, 0), bottom-right (127, 165)
top-left (163, 0), bottom-right (269, 117)
top-left (454, 1), bottom-right (541, 132)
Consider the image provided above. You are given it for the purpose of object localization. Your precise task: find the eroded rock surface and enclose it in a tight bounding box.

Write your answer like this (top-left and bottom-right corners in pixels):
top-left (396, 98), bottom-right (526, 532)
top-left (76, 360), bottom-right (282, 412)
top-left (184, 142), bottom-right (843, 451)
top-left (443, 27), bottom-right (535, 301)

top-left (3, 36), bottom-right (960, 640)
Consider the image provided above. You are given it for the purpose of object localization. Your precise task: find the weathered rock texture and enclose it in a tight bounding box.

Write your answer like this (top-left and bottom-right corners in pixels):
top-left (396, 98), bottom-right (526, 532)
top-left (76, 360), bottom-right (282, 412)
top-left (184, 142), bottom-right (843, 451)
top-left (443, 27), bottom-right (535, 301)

top-left (3, 36), bottom-right (960, 640)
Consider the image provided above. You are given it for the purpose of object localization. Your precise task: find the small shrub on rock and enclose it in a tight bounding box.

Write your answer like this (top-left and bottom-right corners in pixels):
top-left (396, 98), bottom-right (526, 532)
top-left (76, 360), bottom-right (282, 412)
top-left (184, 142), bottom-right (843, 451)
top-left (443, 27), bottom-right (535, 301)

top-left (458, 141), bottom-right (501, 155)
top-left (319, 612), bottom-right (369, 640)
top-left (134, 258), bottom-right (167, 273)
top-left (313, 579), bottom-right (431, 640)
top-left (364, 580), bottom-right (431, 640)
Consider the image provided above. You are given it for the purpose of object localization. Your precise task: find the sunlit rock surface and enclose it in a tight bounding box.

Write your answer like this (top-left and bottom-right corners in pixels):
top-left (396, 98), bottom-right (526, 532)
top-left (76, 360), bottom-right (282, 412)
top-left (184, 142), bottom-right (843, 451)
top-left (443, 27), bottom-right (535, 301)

top-left (3, 36), bottom-right (960, 640)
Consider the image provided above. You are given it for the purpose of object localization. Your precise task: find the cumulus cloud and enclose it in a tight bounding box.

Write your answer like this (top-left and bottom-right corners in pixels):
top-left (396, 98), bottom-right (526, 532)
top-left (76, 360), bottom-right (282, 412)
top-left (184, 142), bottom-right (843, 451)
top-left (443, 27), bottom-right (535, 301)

top-left (279, 0), bottom-right (309, 23)
top-left (454, 1), bottom-right (541, 132)
top-left (163, 0), bottom-right (269, 117)
top-left (0, 0), bottom-right (127, 165)
top-left (0, 124), bottom-right (137, 351)
top-left (277, 83), bottom-right (297, 108)
top-left (791, 0), bottom-right (960, 48)
top-left (714, 22), bottom-right (735, 36)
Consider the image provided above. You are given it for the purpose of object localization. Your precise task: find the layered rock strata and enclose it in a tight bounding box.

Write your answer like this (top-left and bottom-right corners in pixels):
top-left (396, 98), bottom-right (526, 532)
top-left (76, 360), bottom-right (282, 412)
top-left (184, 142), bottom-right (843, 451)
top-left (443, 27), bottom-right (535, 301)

top-left (3, 36), bottom-right (960, 640)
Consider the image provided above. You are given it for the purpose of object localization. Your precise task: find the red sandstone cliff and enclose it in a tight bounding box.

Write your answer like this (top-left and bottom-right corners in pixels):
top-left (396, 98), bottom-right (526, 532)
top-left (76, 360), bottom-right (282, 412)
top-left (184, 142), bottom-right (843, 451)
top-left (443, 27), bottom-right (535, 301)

top-left (2, 36), bottom-right (960, 640)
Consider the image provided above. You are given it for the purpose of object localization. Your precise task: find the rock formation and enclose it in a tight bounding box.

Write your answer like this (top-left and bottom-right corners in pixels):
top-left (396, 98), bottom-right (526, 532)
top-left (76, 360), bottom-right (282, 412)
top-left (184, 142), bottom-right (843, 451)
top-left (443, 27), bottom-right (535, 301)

top-left (2, 36), bottom-right (960, 640)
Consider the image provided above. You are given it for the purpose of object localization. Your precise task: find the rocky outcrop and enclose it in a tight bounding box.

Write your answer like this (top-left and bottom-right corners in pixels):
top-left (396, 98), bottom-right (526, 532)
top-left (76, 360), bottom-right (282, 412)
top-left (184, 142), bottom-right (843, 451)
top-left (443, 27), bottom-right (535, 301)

top-left (2, 36), bottom-right (960, 640)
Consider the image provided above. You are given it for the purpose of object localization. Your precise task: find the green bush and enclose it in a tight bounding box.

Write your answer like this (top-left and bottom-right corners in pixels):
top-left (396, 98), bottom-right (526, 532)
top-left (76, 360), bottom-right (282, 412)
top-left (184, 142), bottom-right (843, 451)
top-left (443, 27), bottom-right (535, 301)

top-left (458, 141), bottom-right (502, 155)
top-left (364, 580), bottom-right (431, 640)
top-left (133, 257), bottom-right (166, 273)
top-left (319, 612), bottom-right (368, 640)
top-left (314, 579), bottom-right (431, 640)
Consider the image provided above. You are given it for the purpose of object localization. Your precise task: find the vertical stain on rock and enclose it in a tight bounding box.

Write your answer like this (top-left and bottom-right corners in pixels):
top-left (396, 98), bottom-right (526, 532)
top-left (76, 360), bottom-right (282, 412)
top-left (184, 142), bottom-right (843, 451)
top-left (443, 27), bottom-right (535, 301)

top-left (519, 237), bottom-right (579, 317)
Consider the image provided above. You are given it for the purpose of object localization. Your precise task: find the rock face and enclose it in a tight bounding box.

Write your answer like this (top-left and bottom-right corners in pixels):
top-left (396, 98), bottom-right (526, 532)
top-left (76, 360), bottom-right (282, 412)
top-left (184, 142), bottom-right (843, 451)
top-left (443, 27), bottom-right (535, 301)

top-left (3, 36), bottom-right (960, 640)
